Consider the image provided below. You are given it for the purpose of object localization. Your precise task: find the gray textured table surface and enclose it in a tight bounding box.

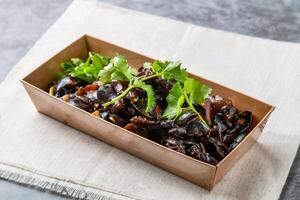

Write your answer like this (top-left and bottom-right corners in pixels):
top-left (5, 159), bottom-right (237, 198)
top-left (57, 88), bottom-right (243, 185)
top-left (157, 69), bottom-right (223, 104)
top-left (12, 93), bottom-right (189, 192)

top-left (0, 0), bottom-right (299, 199)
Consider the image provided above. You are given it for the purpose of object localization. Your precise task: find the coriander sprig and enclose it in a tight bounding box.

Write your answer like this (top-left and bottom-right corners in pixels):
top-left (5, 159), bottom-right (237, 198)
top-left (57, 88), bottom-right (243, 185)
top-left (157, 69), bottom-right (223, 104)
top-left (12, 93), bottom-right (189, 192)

top-left (162, 78), bottom-right (211, 128)
top-left (59, 52), bottom-right (109, 83)
top-left (98, 55), bottom-right (155, 112)
top-left (59, 52), bottom-right (212, 128)
top-left (102, 78), bottom-right (155, 112)
top-left (101, 58), bottom-right (187, 112)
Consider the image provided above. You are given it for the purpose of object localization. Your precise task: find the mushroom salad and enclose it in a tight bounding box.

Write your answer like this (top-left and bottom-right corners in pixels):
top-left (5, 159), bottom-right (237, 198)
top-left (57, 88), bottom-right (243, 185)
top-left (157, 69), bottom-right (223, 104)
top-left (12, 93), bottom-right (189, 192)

top-left (49, 52), bottom-right (253, 165)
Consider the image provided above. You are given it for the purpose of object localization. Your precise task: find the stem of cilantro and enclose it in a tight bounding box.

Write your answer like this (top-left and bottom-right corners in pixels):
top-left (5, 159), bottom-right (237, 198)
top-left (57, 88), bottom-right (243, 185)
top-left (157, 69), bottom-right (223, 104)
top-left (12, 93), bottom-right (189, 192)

top-left (183, 91), bottom-right (209, 129)
top-left (102, 73), bottom-right (161, 108)
top-left (139, 73), bottom-right (162, 82)
top-left (102, 85), bottom-right (135, 108)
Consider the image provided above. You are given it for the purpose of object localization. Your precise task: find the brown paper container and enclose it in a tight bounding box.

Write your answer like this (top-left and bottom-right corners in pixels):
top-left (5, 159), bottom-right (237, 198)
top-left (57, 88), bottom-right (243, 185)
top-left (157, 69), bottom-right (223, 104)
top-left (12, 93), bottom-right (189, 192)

top-left (21, 35), bottom-right (275, 190)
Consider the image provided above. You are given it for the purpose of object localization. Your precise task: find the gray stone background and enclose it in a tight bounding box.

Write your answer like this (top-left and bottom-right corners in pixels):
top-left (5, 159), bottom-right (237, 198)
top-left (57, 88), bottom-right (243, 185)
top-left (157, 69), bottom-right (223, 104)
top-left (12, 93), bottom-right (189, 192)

top-left (0, 0), bottom-right (299, 199)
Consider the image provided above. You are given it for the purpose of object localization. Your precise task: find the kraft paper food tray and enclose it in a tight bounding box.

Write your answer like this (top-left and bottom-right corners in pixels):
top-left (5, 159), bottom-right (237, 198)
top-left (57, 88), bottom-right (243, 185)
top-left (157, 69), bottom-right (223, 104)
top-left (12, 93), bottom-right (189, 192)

top-left (21, 35), bottom-right (275, 190)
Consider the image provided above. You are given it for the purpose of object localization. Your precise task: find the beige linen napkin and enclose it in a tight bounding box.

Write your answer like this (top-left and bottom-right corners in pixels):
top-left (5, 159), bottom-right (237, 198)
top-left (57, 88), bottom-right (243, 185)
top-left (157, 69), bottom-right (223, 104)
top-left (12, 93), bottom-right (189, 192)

top-left (0, 0), bottom-right (299, 199)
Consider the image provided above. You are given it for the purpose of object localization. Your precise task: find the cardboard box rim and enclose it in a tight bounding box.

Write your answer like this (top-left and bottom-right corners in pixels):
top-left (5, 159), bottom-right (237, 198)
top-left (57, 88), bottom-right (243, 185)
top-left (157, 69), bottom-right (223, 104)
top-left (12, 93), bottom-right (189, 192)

top-left (21, 34), bottom-right (275, 190)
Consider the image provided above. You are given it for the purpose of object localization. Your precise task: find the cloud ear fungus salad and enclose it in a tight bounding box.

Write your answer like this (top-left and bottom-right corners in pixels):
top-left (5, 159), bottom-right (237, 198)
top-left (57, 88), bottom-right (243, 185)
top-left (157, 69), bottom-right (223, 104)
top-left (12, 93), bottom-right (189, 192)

top-left (49, 52), bottom-right (253, 165)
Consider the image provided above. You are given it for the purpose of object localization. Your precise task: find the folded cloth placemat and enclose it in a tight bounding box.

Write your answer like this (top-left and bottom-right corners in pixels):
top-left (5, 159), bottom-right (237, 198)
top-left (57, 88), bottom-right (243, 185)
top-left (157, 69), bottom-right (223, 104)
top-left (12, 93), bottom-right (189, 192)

top-left (0, 0), bottom-right (299, 199)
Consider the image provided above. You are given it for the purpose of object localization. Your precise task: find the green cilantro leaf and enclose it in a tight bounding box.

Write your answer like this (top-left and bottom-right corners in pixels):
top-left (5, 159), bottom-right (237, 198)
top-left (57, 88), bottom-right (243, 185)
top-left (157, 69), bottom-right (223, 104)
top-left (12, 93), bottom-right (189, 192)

top-left (150, 60), bottom-right (187, 83)
top-left (59, 52), bottom-right (109, 83)
top-left (60, 61), bottom-right (74, 74)
top-left (164, 61), bottom-right (181, 71)
top-left (143, 62), bottom-right (152, 69)
top-left (184, 78), bottom-right (211, 104)
top-left (98, 55), bottom-right (137, 83)
top-left (110, 71), bottom-right (127, 81)
top-left (162, 78), bottom-right (211, 128)
top-left (69, 56), bottom-right (96, 83)
top-left (162, 82), bottom-right (184, 119)
top-left (111, 55), bottom-right (132, 80)
top-left (133, 79), bottom-right (156, 112)
top-left (98, 63), bottom-right (115, 83)
top-left (91, 52), bottom-right (109, 69)
top-left (183, 77), bottom-right (194, 94)
top-left (70, 58), bottom-right (84, 66)
top-left (151, 60), bottom-right (164, 72)
top-left (190, 82), bottom-right (212, 104)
